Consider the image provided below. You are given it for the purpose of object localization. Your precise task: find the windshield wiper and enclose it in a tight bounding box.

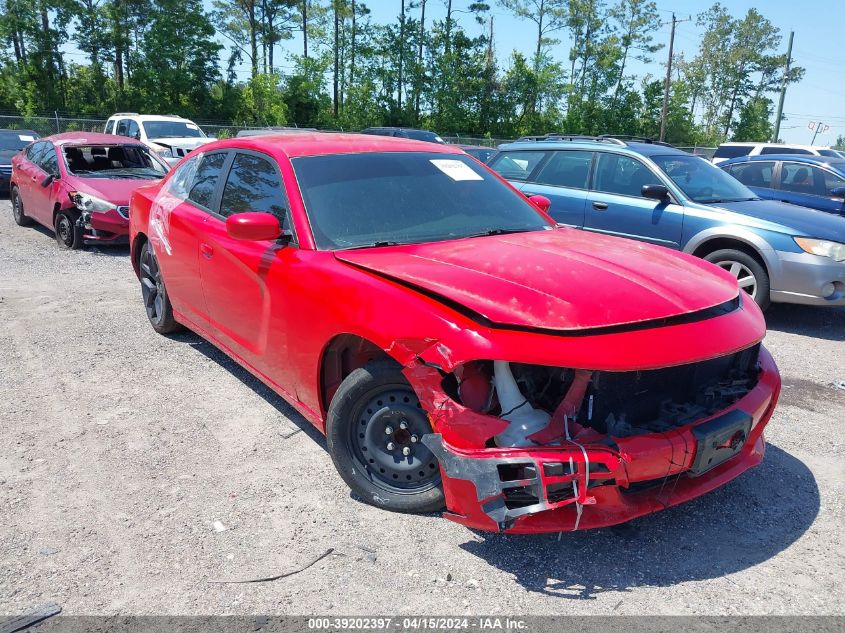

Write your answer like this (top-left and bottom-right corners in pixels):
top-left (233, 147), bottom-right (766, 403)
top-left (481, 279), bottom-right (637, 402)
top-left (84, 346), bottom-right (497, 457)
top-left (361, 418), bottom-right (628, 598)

top-left (464, 227), bottom-right (533, 238)
top-left (342, 240), bottom-right (403, 250)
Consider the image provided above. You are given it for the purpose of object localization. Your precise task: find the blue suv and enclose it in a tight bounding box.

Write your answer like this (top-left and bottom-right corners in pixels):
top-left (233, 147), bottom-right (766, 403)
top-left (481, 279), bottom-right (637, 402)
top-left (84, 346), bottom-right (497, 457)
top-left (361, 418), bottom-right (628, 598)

top-left (490, 135), bottom-right (845, 309)
top-left (719, 154), bottom-right (845, 216)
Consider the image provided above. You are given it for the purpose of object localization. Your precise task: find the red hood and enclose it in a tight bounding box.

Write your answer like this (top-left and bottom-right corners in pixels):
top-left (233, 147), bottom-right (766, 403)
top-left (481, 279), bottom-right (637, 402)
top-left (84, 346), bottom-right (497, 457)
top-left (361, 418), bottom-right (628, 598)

top-left (335, 229), bottom-right (740, 331)
top-left (64, 175), bottom-right (159, 206)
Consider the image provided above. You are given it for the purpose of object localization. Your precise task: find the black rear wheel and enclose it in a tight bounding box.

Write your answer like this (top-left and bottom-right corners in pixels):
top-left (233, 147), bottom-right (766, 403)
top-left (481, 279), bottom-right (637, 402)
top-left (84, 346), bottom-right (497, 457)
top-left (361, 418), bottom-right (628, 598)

top-left (326, 360), bottom-right (444, 513)
top-left (139, 241), bottom-right (180, 334)
top-left (11, 186), bottom-right (33, 226)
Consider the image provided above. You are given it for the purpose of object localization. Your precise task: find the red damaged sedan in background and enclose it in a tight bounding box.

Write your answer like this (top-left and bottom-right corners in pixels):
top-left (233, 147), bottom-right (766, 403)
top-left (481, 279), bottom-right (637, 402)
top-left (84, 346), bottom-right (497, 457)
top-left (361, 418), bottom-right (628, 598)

top-left (129, 133), bottom-right (780, 533)
top-left (11, 132), bottom-right (168, 249)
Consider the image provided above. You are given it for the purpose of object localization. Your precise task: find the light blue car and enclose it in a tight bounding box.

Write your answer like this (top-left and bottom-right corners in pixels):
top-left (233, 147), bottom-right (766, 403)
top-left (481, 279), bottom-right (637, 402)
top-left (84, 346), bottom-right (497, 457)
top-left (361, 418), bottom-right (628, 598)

top-left (489, 135), bottom-right (845, 309)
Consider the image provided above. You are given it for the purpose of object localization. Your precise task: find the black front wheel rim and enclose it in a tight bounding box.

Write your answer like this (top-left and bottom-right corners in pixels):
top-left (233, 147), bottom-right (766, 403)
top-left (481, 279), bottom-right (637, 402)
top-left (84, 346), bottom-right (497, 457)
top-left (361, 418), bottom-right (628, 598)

top-left (140, 247), bottom-right (164, 323)
top-left (350, 385), bottom-right (440, 495)
top-left (57, 215), bottom-right (73, 246)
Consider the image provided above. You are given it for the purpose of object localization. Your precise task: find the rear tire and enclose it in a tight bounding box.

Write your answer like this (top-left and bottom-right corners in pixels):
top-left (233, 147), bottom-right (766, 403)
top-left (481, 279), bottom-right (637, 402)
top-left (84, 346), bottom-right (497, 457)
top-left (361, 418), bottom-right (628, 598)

top-left (11, 186), bottom-right (32, 226)
top-left (54, 210), bottom-right (84, 250)
top-left (326, 360), bottom-right (444, 514)
top-left (704, 248), bottom-right (770, 311)
top-left (139, 241), bottom-right (180, 334)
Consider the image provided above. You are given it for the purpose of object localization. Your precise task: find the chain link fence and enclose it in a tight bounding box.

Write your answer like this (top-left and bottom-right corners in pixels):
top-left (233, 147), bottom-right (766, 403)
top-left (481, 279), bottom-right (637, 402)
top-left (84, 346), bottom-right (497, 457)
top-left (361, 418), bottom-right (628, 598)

top-left (0, 115), bottom-right (715, 157)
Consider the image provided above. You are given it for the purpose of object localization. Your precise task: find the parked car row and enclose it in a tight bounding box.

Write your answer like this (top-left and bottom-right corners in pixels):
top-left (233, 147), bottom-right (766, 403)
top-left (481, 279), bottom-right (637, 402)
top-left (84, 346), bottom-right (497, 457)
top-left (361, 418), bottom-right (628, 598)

top-left (711, 141), bottom-right (844, 164)
top-left (7, 127), bottom-right (819, 534)
top-left (487, 135), bottom-right (845, 309)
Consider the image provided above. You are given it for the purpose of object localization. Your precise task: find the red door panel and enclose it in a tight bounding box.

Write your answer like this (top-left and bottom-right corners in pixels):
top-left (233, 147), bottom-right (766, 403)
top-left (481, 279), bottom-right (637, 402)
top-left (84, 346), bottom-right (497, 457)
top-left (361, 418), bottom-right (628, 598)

top-left (197, 215), bottom-right (294, 388)
top-left (149, 191), bottom-right (211, 326)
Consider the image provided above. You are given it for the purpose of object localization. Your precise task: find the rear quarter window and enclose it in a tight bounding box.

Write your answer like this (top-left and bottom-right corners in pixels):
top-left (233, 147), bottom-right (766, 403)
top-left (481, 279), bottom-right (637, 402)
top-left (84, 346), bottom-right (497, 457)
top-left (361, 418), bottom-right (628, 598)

top-left (760, 146), bottom-right (813, 155)
top-left (489, 151), bottom-right (547, 181)
top-left (714, 145), bottom-right (753, 159)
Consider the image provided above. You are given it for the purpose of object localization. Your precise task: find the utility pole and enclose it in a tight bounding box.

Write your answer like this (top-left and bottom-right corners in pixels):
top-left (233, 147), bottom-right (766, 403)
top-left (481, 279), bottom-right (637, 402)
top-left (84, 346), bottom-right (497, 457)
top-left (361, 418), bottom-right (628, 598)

top-left (659, 14), bottom-right (690, 142)
top-left (772, 31), bottom-right (794, 143)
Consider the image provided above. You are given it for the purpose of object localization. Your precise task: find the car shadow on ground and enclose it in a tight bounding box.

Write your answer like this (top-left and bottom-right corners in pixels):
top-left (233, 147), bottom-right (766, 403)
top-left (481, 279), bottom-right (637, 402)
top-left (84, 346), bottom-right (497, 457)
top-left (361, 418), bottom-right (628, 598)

top-left (459, 443), bottom-right (818, 598)
top-left (170, 330), bottom-right (327, 448)
top-left (765, 303), bottom-right (845, 342)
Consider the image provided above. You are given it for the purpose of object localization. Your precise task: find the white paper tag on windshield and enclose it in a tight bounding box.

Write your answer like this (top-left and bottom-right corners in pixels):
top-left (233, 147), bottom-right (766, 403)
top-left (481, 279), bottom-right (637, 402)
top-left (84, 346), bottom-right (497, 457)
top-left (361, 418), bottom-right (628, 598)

top-left (18, 134), bottom-right (34, 142)
top-left (430, 159), bottom-right (483, 181)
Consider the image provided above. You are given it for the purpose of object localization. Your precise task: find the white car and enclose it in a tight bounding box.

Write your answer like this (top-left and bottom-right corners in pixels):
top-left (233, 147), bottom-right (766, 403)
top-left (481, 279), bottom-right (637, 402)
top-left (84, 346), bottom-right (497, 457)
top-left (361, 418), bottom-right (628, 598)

top-left (104, 113), bottom-right (214, 165)
top-left (712, 142), bottom-right (841, 165)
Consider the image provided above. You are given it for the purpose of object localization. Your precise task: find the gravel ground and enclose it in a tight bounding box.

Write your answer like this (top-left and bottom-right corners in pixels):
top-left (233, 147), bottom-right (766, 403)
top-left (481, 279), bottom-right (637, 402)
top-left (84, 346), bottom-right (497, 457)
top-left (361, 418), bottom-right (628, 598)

top-left (1, 198), bottom-right (843, 617)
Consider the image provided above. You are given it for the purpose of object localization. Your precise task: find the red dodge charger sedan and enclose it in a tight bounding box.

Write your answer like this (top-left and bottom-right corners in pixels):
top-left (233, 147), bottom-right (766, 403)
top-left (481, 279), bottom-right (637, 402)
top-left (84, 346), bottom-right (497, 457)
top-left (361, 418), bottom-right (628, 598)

top-left (129, 133), bottom-right (780, 533)
top-left (11, 132), bottom-right (168, 249)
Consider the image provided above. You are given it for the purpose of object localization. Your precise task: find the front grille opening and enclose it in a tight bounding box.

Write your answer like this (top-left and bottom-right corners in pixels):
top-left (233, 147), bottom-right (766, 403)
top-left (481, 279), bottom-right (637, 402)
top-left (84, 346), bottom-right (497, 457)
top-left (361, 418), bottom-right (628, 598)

top-left (498, 463), bottom-right (537, 482)
top-left (503, 486), bottom-right (540, 509)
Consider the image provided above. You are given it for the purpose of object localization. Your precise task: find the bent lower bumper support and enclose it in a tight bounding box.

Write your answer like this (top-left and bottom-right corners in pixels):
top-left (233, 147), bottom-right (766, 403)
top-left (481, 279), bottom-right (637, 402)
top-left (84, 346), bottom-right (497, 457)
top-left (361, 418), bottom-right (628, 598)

top-left (421, 348), bottom-right (780, 534)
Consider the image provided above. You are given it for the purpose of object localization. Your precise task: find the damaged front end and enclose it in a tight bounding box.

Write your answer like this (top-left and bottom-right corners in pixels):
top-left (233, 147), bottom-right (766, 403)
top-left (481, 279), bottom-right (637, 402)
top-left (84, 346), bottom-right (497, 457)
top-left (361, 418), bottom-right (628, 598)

top-left (402, 342), bottom-right (780, 533)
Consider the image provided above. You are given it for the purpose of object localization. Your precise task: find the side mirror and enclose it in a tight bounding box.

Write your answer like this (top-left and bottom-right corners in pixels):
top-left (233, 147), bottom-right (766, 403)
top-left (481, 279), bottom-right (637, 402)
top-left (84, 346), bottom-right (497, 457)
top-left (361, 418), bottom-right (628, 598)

top-left (226, 212), bottom-right (283, 241)
top-left (41, 173), bottom-right (56, 187)
top-left (830, 186), bottom-right (845, 199)
top-left (528, 194), bottom-right (552, 213)
top-left (642, 184), bottom-right (670, 201)
top-left (132, 131), bottom-right (141, 140)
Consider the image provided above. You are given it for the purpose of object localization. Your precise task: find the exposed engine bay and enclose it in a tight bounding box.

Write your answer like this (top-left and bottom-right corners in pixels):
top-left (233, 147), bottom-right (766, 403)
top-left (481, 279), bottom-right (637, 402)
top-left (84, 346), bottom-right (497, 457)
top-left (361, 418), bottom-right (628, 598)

top-left (445, 344), bottom-right (761, 445)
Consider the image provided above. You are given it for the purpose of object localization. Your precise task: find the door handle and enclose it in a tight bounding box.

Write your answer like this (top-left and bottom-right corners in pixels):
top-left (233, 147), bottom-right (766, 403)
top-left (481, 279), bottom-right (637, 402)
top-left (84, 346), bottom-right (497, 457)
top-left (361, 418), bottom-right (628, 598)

top-left (200, 243), bottom-right (214, 259)
top-left (592, 201), bottom-right (609, 210)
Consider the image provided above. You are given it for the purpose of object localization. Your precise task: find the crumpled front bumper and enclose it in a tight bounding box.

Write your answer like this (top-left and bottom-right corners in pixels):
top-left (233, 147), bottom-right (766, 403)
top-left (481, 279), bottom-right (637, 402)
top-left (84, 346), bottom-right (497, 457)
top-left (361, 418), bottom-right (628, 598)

top-left (421, 346), bottom-right (780, 534)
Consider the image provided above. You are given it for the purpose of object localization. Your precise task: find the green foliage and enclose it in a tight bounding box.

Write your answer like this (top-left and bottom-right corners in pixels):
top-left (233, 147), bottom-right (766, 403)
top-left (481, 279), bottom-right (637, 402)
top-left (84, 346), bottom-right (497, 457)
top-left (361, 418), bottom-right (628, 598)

top-left (0, 0), bottom-right (796, 143)
top-left (732, 97), bottom-right (774, 142)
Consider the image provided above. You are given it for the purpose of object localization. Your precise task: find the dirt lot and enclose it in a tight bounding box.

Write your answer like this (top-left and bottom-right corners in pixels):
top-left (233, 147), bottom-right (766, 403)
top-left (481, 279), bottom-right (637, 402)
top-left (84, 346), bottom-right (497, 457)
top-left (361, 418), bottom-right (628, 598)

top-left (1, 197), bottom-right (843, 617)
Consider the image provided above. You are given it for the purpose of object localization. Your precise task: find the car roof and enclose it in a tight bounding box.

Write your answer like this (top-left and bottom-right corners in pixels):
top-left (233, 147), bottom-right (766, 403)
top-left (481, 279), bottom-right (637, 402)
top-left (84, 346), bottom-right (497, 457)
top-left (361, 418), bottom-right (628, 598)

top-left (214, 132), bottom-right (465, 158)
top-left (499, 137), bottom-right (690, 158)
top-left (107, 114), bottom-right (193, 122)
top-left (0, 129), bottom-right (38, 136)
top-left (718, 141), bottom-right (829, 150)
top-left (43, 131), bottom-right (148, 146)
top-left (722, 154), bottom-right (845, 170)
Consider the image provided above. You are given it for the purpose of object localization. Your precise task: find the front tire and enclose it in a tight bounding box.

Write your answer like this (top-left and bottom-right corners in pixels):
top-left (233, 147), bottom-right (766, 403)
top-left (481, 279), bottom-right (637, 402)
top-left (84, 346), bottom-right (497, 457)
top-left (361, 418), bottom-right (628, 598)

top-left (11, 186), bottom-right (33, 226)
top-left (54, 210), bottom-right (84, 250)
top-left (326, 360), bottom-right (444, 513)
top-left (139, 241), bottom-right (180, 334)
top-left (704, 249), bottom-right (770, 311)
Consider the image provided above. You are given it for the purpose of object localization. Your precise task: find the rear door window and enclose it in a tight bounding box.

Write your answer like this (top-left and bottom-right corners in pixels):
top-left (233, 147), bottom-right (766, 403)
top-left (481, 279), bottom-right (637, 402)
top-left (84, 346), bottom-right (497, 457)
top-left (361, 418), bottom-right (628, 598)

top-left (488, 151), bottom-right (547, 181)
top-left (760, 146), bottom-right (813, 155)
top-left (725, 161), bottom-right (774, 188)
top-left (187, 152), bottom-right (228, 210)
top-left (713, 145), bottom-right (752, 159)
top-left (533, 150), bottom-right (592, 189)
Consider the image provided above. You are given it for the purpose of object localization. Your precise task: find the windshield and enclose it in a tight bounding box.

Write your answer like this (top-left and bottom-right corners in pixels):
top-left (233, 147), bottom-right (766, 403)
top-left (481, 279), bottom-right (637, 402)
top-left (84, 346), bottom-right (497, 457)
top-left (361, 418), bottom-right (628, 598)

top-left (62, 144), bottom-right (169, 179)
top-left (0, 132), bottom-right (37, 161)
top-left (292, 152), bottom-right (551, 250)
top-left (142, 120), bottom-right (205, 139)
top-left (652, 154), bottom-right (757, 203)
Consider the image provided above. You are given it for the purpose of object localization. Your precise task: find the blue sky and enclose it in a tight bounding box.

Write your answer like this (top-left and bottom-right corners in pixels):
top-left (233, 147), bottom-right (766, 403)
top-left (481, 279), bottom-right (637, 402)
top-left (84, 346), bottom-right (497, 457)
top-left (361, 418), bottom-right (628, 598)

top-left (258, 0), bottom-right (844, 144)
